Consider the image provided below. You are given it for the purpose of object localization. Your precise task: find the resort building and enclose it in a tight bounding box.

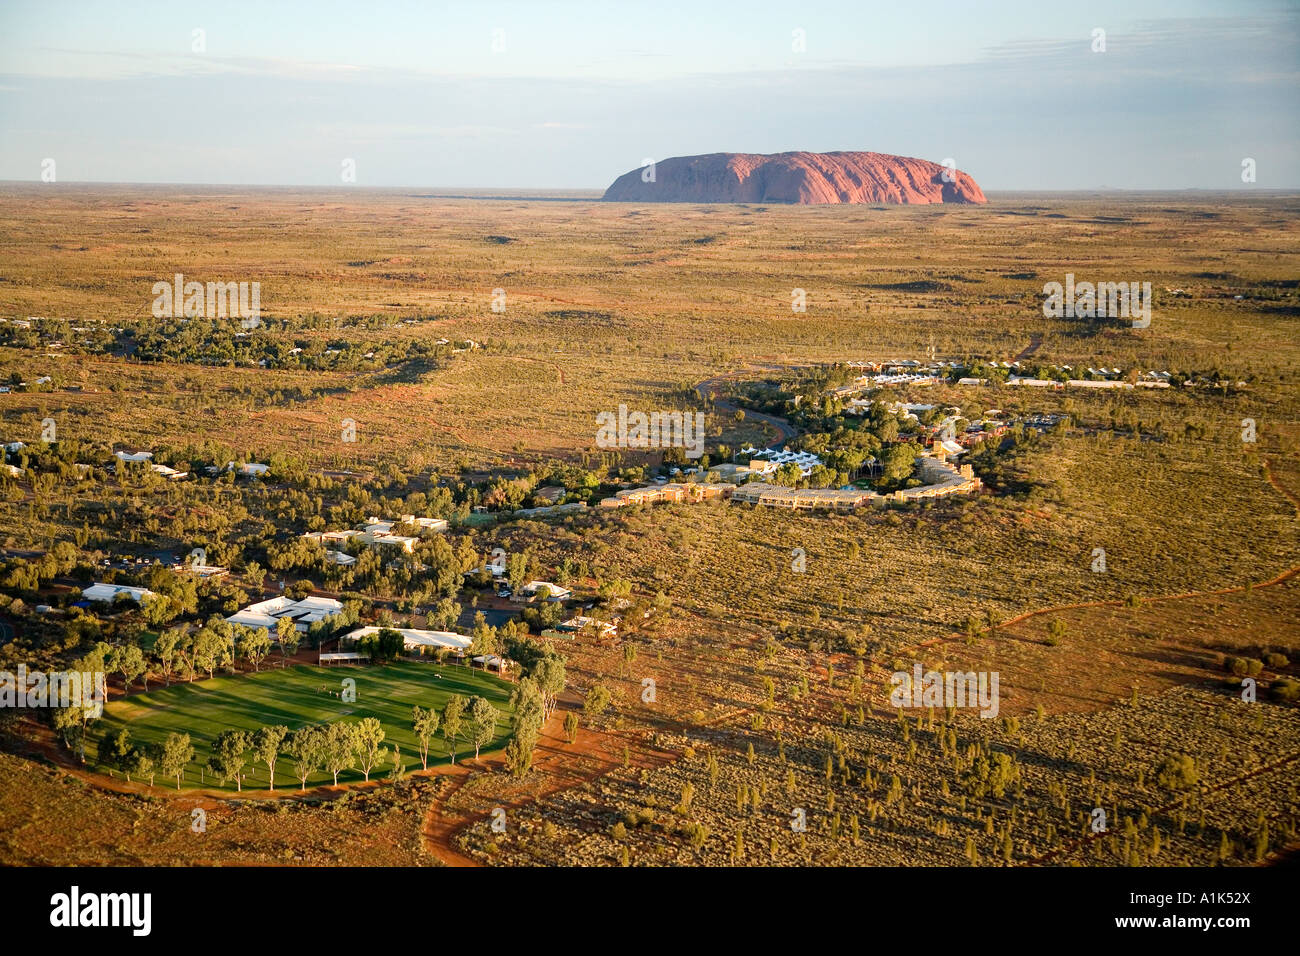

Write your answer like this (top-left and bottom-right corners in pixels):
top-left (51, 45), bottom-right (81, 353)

top-left (227, 595), bottom-right (344, 634)
top-left (558, 616), bottom-right (618, 639)
top-left (81, 582), bottom-right (158, 604)
top-left (728, 484), bottom-right (875, 512)
top-left (512, 581), bottom-right (572, 602)
top-left (599, 482), bottom-right (735, 508)
top-left (340, 625), bottom-right (471, 655)
top-left (729, 451), bottom-right (981, 513)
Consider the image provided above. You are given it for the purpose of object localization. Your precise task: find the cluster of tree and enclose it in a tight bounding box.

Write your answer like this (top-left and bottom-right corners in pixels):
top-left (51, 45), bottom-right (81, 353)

top-left (497, 635), bottom-right (567, 776)
top-left (411, 693), bottom-right (500, 770)
top-left (0, 317), bottom-right (118, 355)
top-left (148, 617), bottom-right (299, 687)
top-left (130, 315), bottom-right (466, 372)
top-left (99, 727), bottom-right (194, 789)
top-left (269, 526), bottom-right (468, 602)
top-left (223, 719), bottom-right (394, 789)
top-left (0, 541), bottom-right (83, 595)
top-left (97, 699), bottom-right (508, 793)
top-left (354, 626), bottom-right (403, 662)
top-left (54, 614), bottom-right (305, 713)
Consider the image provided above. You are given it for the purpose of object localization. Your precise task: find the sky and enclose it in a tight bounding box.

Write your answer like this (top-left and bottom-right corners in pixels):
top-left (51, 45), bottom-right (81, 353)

top-left (0, 0), bottom-right (1297, 190)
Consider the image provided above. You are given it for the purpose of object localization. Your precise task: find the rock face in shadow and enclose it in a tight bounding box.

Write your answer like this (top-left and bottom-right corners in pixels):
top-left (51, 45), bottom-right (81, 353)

top-left (603, 151), bottom-right (987, 205)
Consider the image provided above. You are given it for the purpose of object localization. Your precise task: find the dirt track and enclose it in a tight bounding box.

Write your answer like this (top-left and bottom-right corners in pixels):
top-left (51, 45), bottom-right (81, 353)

top-left (911, 455), bottom-right (1299, 654)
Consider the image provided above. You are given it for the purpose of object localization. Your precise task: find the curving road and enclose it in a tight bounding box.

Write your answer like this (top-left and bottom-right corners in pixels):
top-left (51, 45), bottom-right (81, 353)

top-left (695, 365), bottom-right (801, 450)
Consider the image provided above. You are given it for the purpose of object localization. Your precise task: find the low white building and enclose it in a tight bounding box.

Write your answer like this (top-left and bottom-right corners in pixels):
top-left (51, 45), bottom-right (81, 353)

top-left (390, 514), bottom-right (448, 533)
top-left (304, 517), bottom-right (429, 556)
top-left (472, 654), bottom-right (510, 674)
top-left (208, 461), bottom-right (271, 477)
top-left (516, 581), bottom-right (572, 602)
top-left (464, 563), bottom-right (506, 580)
top-left (559, 616), bottom-right (617, 639)
top-left (82, 582), bottom-right (157, 604)
top-left (342, 625), bottom-right (471, 654)
top-left (227, 595), bottom-right (344, 634)
top-left (114, 450), bottom-right (153, 466)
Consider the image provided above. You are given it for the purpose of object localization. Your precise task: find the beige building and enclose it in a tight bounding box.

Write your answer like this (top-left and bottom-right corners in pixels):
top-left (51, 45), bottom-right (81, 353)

top-left (729, 452), bottom-right (981, 512)
top-left (600, 482), bottom-right (735, 508)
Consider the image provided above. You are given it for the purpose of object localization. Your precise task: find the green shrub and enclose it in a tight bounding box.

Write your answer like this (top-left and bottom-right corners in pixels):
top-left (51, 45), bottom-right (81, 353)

top-left (1226, 656), bottom-right (1264, 677)
top-left (1270, 678), bottom-right (1300, 702)
top-left (1155, 754), bottom-right (1198, 792)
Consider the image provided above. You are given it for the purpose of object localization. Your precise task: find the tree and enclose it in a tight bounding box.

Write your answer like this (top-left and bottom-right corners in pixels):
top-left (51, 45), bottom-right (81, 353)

top-left (53, 642), bottom-right (110, 761)
top-left (324, 722), bottom-right (358, 785)
top-left (441, 695), bottom-right (466, 765)
top-left (534, 654), bottom-right (566, 719)
top-left (287, 725), bottom-right (327, 790)
top-left (584, 682), bottom-right (612, 719)
top-left (505, 679), bottom-right (544, 777)
top-left (111, 643), bottom-right (146, 694)
top-left (101, 727), bottom-right (134, 780)
top-left (469, 696), bottom-right (497, 760)
top-left (504, 733), bottom-right (535, 777)
top-left (411, 705), bottom-right (440, 770)
top-left (507, 551), bottom-right (528, 592)
top-left (1155, 754), bottom-right (1198, 792)
top-left (357, 627), bottom-right (403, 663)
top-left (131, 745), bottom-right (158, 787)
top-left (773, 462), bottom-right (803, 487)
top-left (154, 628), bottom-right (182, 686)
top-left (510, 679), bottom-right (545, 735)
top-left (470, 617), bottom-right (497, 660)
top-left (174, 632), bottom-right (196, 682)
top-left (276, 616), bottom-right (300, 663)
top-left (564, 711), bottom-right (579, 743)
top-left (352, 717), bottom-right (387, 782)
top-left (250, 725), bottom-right (288, 790)
top-left (880, 443), bottom-right (918, 484)
top-left (239, 626), bottom-right (272, 672)
top-left (159, 732), bottom-right (195, 790)
top-left (244, 561), bottom-right (266, 591)
top-left (191, 627), bottom-right (227, 680)
top-left (208, 729), bottom-right (251, 791)
top-left (430, 597), bottom-right (460, 630)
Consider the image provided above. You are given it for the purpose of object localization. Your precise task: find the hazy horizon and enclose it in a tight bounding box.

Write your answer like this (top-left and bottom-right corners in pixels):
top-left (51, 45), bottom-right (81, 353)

top-left (3, 181), bottom-right (1299, 196)
top-left (1, 0), bottom-right (1298, 190)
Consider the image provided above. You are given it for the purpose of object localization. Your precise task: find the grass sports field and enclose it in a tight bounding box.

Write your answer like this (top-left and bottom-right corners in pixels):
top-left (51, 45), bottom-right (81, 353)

top-left (98, 662), bottom-right (516, 791)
